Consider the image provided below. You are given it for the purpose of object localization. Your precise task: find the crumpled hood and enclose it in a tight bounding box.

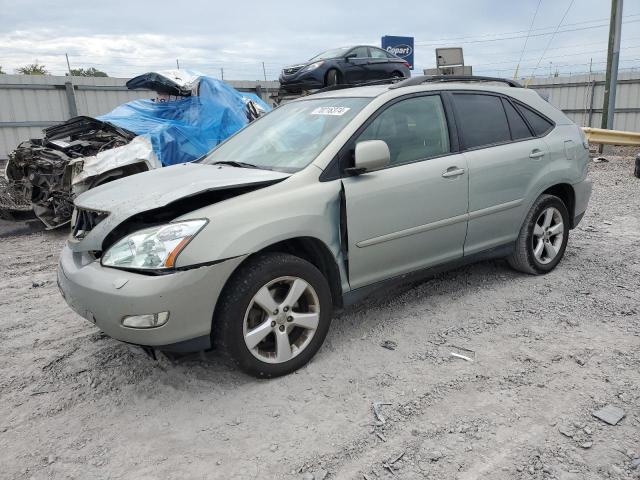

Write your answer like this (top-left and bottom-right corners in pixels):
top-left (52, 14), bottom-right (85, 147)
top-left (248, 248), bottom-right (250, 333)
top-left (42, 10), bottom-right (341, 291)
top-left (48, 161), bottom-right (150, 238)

top-left (69, 162), bottom-right (290, 252)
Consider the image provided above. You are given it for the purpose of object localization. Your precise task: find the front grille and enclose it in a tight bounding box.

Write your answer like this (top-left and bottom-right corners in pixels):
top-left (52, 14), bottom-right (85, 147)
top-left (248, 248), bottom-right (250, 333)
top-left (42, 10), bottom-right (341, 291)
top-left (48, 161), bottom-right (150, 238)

top-left (71, 207), bottom-right (108, 240)
top-left (283, 65), bottom-right (304, 76)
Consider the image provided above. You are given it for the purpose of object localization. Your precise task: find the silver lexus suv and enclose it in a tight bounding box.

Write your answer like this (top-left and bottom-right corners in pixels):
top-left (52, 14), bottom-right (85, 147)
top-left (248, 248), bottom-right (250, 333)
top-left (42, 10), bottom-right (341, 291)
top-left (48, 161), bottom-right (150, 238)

top-left (58, 76), bottom-right (592, 377)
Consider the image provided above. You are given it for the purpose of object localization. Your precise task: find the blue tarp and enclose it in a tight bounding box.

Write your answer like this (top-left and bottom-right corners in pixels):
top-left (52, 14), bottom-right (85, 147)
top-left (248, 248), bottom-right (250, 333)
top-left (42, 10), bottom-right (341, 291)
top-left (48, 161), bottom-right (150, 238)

top-left (97, 76), bottom-right (271, 166)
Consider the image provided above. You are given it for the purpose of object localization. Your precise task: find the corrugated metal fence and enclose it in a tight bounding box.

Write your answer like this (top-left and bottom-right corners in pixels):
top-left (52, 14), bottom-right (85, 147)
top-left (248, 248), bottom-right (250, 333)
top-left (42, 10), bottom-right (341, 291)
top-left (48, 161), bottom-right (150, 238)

top-left (1, 72), bottom-right (639, 160)
top-left (0, 74), bottom-right (279, 160)
top-left (529, 71), bottom-right (640, 131)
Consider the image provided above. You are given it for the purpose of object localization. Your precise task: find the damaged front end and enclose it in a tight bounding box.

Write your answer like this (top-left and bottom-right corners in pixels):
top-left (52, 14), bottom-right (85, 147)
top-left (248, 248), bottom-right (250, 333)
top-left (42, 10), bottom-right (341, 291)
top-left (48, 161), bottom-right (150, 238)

top-left (4, 117), bottom-right (137, 229)
top-left (1, 70), bottom-right (272, 230)
top-left (68, 163), bottom-right (290, 256)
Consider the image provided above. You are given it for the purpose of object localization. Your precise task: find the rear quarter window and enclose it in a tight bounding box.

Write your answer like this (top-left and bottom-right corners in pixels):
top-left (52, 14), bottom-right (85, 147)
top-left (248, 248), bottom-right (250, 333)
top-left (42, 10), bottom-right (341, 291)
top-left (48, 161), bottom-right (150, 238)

top-left (502, 98), bottom-right (533, 140)
top-left (515, 103), bottom-right (554, 136)
top-left (453, 93), bottom-right (511, 149)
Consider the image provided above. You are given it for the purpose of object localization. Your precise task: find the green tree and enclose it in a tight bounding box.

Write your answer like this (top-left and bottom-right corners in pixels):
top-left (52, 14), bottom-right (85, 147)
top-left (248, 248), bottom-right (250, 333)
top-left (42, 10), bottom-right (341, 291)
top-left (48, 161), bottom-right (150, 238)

top-left (0, 65), bottom-right (5, 74)
top-left (67, 67), bottom-right (108, 77)
top-left (16, 62), bottom-right (48, 75)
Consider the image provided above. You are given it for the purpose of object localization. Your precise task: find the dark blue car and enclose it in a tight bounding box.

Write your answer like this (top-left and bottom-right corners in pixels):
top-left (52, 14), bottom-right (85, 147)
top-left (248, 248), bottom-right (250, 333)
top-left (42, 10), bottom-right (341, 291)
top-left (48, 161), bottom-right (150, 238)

top-left (279, 45), bottom-right (411, 92)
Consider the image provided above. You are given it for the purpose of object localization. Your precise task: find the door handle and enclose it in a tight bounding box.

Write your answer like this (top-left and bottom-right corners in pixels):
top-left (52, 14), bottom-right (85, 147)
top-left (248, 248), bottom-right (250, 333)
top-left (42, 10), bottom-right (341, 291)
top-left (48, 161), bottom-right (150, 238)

top-left (442, 167), bottom-right (465, 178)
top-left (529, 150), bottom-right (545, 159)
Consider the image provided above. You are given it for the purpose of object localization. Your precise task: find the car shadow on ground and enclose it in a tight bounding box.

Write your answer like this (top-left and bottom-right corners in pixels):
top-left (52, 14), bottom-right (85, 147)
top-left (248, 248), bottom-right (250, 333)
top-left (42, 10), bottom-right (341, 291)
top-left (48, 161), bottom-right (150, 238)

top-left (149, 257), bottom-right (520, 379)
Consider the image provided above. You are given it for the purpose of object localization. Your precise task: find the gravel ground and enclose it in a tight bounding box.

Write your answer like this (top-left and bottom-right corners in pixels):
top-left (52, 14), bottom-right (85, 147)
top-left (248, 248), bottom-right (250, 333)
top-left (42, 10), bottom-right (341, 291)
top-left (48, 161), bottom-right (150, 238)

top-left (0, 151), bottom-right (639, 480)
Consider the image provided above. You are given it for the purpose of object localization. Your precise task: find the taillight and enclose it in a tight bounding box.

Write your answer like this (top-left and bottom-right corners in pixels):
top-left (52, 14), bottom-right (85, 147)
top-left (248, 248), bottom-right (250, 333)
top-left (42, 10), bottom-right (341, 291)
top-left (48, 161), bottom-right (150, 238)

top-left (403, 62), bottom-right (410, 68)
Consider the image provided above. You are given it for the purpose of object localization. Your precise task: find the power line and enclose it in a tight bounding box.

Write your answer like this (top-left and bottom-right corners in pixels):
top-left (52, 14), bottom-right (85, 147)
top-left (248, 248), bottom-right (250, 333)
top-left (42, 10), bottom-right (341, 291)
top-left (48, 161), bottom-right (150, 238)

top-left (514, 0), bottom-right (543, 78)
top-left (528, 0), bottom-right (576, 80)
top-left (471, 43), bottom-right (640, 67)
top-left (415, 18), bottom-right (640, 46)
top-left (475, 55), bottom-right (640, 74)
top-left (414, 12), bottom-right (640, 44)
top-left (465, 34), bottom-right (640, 59)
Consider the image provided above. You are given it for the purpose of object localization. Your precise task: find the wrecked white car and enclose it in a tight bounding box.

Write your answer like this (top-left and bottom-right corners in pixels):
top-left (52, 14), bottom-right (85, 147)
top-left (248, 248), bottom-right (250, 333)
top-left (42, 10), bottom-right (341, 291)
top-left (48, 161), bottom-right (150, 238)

top-left (2, 70), bottom-right (270, 228)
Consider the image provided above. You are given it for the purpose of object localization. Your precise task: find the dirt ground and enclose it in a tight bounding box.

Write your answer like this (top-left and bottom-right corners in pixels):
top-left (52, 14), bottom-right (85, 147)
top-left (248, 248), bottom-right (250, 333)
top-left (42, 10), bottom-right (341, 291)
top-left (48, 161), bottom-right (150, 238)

top-left (0, 152), bottom-right (638, 480)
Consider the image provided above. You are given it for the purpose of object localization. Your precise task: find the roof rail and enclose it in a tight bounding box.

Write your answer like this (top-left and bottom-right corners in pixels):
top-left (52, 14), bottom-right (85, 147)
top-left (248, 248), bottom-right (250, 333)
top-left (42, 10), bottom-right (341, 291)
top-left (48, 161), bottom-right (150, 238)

top-left (313, 77), bottom-right (404, 94)
top-left (389, 75), bottom-right (522, 89)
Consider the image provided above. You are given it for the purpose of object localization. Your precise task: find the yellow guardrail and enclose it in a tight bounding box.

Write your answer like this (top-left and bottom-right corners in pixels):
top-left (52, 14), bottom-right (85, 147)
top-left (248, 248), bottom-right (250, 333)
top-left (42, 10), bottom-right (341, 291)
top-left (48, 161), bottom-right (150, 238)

top-left (582, 127), bottom-right (640, 146)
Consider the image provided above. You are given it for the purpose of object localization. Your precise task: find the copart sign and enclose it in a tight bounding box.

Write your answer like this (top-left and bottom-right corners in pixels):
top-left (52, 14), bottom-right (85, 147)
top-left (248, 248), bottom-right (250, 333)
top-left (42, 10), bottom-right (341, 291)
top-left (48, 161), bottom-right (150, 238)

top-left (381, 35), bottom-right (414, 70)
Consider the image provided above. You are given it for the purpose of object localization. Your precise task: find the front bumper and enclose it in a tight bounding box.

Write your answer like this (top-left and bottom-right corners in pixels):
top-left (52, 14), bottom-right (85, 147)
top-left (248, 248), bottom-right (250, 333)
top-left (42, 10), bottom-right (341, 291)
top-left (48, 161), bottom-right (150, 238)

top-left (57, 245), bottom-right (246, 350)
top-left (279, 70), bottom-right (324, 92)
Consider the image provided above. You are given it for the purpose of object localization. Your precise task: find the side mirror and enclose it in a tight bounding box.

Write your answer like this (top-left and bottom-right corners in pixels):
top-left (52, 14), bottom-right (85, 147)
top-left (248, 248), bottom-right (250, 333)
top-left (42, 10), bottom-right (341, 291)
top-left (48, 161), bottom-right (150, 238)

top-left (344, 53), bottom-right (357, 61)
top-left (346, 140), bottom-right (390, 175)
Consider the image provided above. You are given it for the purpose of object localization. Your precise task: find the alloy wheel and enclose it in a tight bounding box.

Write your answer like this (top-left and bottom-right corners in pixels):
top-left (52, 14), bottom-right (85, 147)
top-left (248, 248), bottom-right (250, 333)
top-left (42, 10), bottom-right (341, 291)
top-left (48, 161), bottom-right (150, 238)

top-left (532, 207), bottom-right (564, 264)
top-left (243, 276), bottom-right (320, 364)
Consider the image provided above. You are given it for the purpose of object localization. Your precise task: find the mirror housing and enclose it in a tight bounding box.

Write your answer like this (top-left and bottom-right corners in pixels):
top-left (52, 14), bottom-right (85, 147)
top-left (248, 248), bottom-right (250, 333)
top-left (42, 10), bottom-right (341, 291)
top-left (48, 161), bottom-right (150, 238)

top-left (344, 52), bottom-right (357, 61)
top-left (346, 140), bottom-right (390, 175)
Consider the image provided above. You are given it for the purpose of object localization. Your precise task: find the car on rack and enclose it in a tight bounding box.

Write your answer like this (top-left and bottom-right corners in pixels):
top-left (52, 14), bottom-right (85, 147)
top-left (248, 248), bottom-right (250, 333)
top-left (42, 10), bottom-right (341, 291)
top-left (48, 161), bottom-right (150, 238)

top-left (58, 75), bottom-right (591, 378)
top-left (279, 45), bottom-right (411, 93)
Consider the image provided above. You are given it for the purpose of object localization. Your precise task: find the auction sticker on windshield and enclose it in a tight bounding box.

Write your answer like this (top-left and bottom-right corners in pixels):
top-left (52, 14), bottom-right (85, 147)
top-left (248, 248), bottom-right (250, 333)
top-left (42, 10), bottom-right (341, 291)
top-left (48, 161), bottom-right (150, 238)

top-left (311, 107), bottom-right (351, 116)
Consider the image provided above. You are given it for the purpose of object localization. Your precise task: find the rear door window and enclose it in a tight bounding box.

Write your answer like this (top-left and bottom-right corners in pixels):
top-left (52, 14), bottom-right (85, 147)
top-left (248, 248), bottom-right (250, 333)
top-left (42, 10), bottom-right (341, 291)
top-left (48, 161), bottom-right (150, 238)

top-left (515, 103), bottom-right (554, 136)
top-left (502, 98), bottom-right (533, 140)
top-left (453, 93), bottom-right (511, 149)
top-left (370, 48), bottom-right (388, 59)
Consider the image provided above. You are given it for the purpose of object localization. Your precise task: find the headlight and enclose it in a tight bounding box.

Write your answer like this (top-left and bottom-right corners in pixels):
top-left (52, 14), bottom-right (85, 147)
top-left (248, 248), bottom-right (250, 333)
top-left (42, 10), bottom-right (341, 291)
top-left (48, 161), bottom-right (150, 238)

top-left (304, 61), bottom-right (324, 72)
top-left (101, 219), bottom-right (207, 271)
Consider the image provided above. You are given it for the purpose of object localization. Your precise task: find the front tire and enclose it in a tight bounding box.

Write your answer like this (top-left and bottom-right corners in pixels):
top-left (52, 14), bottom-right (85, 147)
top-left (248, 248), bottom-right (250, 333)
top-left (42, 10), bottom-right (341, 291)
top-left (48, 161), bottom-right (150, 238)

top-left (325, 69), bottom-right (339, 87)
top-left (214, 253), bottom-right (333, 378)
top-left (508, 194), bottom-right (570, 274)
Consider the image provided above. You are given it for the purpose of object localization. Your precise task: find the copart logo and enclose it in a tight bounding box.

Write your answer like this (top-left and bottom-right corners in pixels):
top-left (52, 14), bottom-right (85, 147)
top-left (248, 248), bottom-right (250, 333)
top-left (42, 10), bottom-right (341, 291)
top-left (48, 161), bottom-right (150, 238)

top-left (386, 45), bottom-right (412, 58)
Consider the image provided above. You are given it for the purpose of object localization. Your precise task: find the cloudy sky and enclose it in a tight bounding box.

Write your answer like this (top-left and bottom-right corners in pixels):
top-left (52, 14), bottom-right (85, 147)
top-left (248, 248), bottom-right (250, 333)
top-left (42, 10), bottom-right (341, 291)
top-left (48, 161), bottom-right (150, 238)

top-left (1, 0), bottom-right (639, 80)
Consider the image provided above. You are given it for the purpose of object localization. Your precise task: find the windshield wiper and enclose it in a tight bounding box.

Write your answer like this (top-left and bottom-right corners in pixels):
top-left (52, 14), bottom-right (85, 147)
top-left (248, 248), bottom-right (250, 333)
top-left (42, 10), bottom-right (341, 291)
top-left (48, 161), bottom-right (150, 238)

top-left (211, 160), bottom-right (264, 169)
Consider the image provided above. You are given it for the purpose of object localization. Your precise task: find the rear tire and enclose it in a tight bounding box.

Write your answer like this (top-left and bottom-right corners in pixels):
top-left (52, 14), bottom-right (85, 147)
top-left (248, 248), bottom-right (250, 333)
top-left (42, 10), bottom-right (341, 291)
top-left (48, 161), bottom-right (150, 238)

top-left (391, 71), bottom-right (404, 79)
top-left (325, 69), bottom-right (339, 87)
top-left (214, 253), bottom-right (333, 378)
top-left (508, 194), bottom-right (570, 275)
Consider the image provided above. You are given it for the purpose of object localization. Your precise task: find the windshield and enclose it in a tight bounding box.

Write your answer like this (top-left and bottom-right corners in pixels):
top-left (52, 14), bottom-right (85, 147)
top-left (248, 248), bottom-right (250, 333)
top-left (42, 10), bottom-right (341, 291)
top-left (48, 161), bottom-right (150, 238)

top-left (201, 97), bottom-right (371, 172)
top-left (309, 47), bottom-right (351, 61)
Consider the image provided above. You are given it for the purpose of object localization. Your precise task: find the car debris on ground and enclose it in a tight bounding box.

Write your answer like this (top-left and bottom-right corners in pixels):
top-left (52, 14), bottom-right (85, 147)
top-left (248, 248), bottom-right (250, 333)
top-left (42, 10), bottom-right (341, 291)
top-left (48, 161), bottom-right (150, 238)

top-left (380, 340), bottom-right (397, 350)
top-left (592, 404), bottom-right (626, 425)
top-left (449, 344), bottom-right (476, 362)
top-left (1, 70), bottom-right (270, 228)
top-left (382, 451), bottom-right (405, 475)
top-left (372, 401), bottom-right (392, 426)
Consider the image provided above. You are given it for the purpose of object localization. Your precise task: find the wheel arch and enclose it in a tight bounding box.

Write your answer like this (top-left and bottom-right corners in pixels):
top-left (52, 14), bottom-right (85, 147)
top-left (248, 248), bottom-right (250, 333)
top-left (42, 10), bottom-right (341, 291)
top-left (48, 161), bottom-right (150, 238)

top-left (324, 67), bottom-right (341, 85)
top-left (218, 236), bottom-right (344, 311)
top-left (541, 183), bottom-right (576, 228)
top-left (259, 236), bottom-right (344, 308)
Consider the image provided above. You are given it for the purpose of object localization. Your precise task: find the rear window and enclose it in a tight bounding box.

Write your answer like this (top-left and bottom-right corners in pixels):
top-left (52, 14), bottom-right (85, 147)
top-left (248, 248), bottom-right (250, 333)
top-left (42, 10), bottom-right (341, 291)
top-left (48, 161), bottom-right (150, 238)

top-left (502, 98), bottom-right (532, 140)
top-left (515, 103), bottom-right (554, 136)
top-left (453, 93), bottom-right (511, 149)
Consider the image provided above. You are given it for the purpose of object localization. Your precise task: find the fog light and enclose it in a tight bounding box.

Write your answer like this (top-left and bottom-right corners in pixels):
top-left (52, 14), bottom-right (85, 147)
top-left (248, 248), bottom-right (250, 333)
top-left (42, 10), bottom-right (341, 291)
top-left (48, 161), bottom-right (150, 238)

top-left (122, 312), bottom-right (169, 329)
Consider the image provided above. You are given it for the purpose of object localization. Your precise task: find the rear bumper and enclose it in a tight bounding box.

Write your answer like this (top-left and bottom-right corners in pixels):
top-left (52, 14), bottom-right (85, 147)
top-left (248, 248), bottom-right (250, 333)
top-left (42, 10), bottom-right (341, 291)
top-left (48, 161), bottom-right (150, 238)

top-left (57, 245), bottom-right (246, 350)
top-left (572, 177), bottom-right (592, 227)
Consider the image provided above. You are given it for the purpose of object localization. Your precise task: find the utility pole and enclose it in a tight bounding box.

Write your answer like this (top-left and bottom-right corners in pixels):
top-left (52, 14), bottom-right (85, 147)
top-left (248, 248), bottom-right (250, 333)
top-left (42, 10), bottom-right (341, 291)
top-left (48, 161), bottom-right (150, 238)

top-left (65, 53), bottom-right (72, 76)
top-left (220, 67), bottom-right (224, 81)
top-left (176, 59), bottom-right (180, 69)
top-left (262, 61), bottom-right (267, 81)
top-left (601, 0), bottom-right (623, 131)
